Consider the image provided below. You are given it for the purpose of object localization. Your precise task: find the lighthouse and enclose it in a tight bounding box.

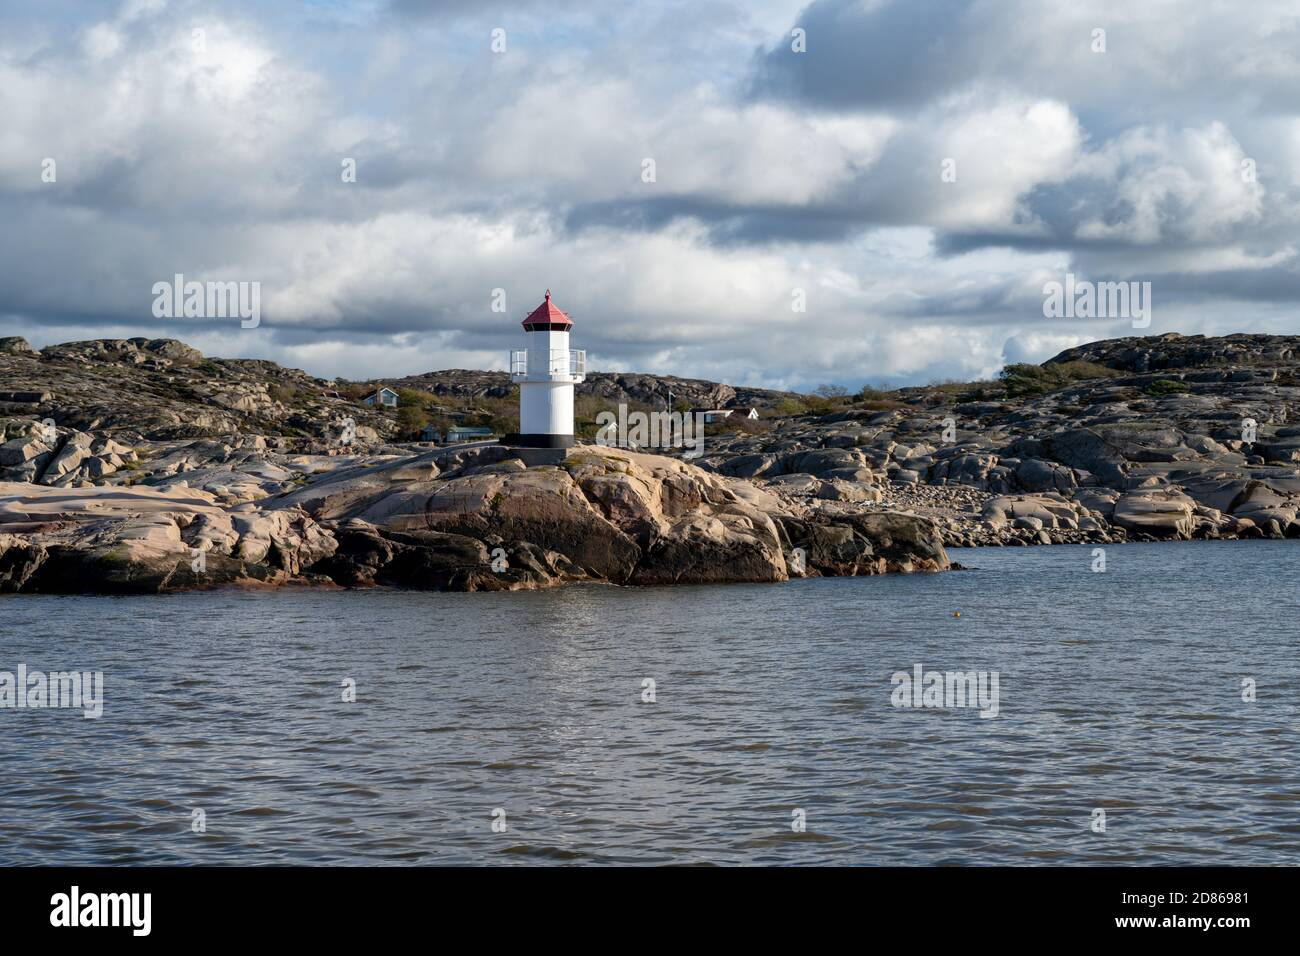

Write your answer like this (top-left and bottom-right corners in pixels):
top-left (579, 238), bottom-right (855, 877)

top-left (505, 290), bottom-right (586, 448)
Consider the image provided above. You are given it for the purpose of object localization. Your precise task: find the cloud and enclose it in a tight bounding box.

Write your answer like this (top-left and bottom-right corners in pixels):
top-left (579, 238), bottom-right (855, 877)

top-left (1, 0), bottom-right (1299, 392)
top-left (1066, 122), bottom-right (1264, 244)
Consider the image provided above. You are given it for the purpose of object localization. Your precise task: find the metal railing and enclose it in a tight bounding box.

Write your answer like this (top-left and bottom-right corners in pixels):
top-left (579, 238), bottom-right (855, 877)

top-left (509, 349), bottom-right (586, 378)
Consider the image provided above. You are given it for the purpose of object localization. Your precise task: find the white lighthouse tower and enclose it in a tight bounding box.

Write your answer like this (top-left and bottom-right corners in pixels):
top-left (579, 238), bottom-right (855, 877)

top-left (506, 290), bottom-right (585, 448)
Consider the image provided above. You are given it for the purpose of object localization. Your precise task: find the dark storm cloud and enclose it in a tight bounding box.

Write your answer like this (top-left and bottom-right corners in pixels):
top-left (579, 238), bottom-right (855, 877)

top-left (748, 0), bottom-right (981, 109)
top-left (1147, 265), bottom-right (1300, 304)
top-left (564, 196), bottom-right (870, 245)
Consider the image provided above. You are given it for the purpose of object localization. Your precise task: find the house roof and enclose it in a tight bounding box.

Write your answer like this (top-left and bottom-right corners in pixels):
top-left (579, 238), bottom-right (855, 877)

top-left (522, 290), bottom-right (573, 330)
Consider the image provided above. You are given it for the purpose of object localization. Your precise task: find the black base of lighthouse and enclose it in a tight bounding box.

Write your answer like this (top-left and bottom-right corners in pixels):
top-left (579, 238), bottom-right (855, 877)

top-left (500, 432), bottom-right (576, 449)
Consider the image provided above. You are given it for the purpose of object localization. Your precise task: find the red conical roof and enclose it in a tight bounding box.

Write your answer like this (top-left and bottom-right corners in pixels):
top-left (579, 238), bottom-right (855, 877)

top-left (522, 290), bottom-right (573, 330)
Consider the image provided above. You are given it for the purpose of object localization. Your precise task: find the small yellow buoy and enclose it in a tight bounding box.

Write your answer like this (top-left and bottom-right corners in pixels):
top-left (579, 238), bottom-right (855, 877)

top-left (953, 610), bottom-right (962, 618)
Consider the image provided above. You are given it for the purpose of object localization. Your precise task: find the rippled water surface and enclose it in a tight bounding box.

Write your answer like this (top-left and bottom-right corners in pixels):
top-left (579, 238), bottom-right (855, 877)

top-left (2, 541), bottom-right (1297, 865)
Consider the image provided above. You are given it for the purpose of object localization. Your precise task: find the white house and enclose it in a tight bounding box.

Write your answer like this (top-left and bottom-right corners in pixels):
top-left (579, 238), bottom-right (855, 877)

top-left (361, 387), bottom-right (398, 408)
top-left (696, 408), bottom-right (733, 424)
top-left (695, 407), bottom-right (759, 424)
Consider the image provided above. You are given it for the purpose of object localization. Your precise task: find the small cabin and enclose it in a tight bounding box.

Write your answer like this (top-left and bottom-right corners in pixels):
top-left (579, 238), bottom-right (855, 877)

top-left (361, 387), bottom-right (398, 408)
top-left (447, 425), bottom-right (495, 444)
top-left (420, 425), bottom-right (443, 443)
top-left (695, 408), bottom-right (734, 424)
top-left (693, 406), bottom-right (759, 424)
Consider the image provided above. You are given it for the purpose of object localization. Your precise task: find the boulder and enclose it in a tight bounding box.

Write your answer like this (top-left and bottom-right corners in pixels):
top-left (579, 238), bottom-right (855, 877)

top-left (717, 453), bottom-right (780, 479)
top-left (802, 522), bottom-right (872, 575)
top-left (816, 479), bottom-right (880, 502)
top-left (784, 448), bottom-right (865, 477)
top-left (1037, 428), bottom-right (1129, 487)
top-left (931, 452), bottom-right (999, 489)
top-left (1111, 490), bottom-right (1196, 538)
top-left (832, 512), bottom-right (949, 573)
top-left (982, 494), bottom-right (1080, 530)
top-left (232, 509), bottom-right (337, 574)
top-left (0, 435), bottom-right (51, 468)
top-left (40, 432), bottom-right (95, 484)
top-left (0, 337), bottom-right (36, 355)
top-left (1016, 457), bottom-right (1076, 492)
top-left (1228, 482), bottom-right (1298, 530)
top-left (766, 473), bottom-right (821, 495)
top-left (631, 512), bottom-right (788, 585)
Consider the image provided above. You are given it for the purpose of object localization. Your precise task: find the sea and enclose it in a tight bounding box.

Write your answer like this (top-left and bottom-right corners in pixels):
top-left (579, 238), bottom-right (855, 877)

top-left (1, 541), bottom-right (1296, 865)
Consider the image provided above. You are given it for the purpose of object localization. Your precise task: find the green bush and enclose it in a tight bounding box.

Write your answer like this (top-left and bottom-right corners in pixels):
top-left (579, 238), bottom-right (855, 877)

top-left (396, 387), bottom-right (438, 409)
top-left (1145, 379), bottom-right (1189, 396)
top-left (998, 360), bottom-right (1117, 397)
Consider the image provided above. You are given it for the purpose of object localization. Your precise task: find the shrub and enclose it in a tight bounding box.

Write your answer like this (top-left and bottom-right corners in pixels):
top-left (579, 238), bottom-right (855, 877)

top-left (856, 386), bottom-right (888, 403)
top-left (813, 383), bottom-right (850, 401)
top-left (998, 360), bottom-right (1117, 397)
top-left (1145, 379), bottom-right (1189, 396)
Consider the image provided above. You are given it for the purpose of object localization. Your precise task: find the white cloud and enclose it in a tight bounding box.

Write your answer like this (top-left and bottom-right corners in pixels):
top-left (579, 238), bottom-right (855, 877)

top-left (1071, 122), bottom-right (1264, 243)
top-left (1, 0), bottom-right (1299, 392)
top-left (928, 97), bottom-right (1082, 231)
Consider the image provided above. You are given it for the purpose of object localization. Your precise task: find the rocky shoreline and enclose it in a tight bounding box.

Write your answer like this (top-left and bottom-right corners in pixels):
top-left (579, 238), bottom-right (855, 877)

top-left (697, 332), bottom-right (1300, 548)
top-left (776, 480), bottom-right (1284, 549)
top-left (4, 330), bottom-right (1299, 594)
top-left (0, 439), bottom-right (948, 595)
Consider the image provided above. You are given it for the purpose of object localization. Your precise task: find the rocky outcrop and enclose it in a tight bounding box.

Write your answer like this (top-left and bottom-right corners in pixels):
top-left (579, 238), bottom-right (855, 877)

top-left (304, 445), bottom-right (946, 590)
top-left (688, 332), bottom-right (1300, 547)
top-left (0, 336), bottom-right (405, 445)
top-left (0, 337), bottom-right (36, 356)
top-left (0, 481), bottom-right (337, 593)
top-left (0, 443), bottom-right (949, 594)
top-left (396, 368), bottom-right (795, 412)
top-left (1111, 490), bottom-right (1197, 539)
top-left (8, 328), bottom-right (1300, 569)
top-left (1048, 332), bottom-right (1297, 374)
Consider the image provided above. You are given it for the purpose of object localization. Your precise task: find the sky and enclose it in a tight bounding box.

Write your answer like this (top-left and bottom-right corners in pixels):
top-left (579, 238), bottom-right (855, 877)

top-left (1, 0), bottom-right (1299, 391)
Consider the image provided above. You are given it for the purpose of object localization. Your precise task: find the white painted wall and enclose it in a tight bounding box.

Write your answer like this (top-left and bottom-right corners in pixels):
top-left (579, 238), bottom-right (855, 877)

top-left (520, 380), bottom-right (574, 435)
top-left (525, 329), bottom-right (569, 375)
